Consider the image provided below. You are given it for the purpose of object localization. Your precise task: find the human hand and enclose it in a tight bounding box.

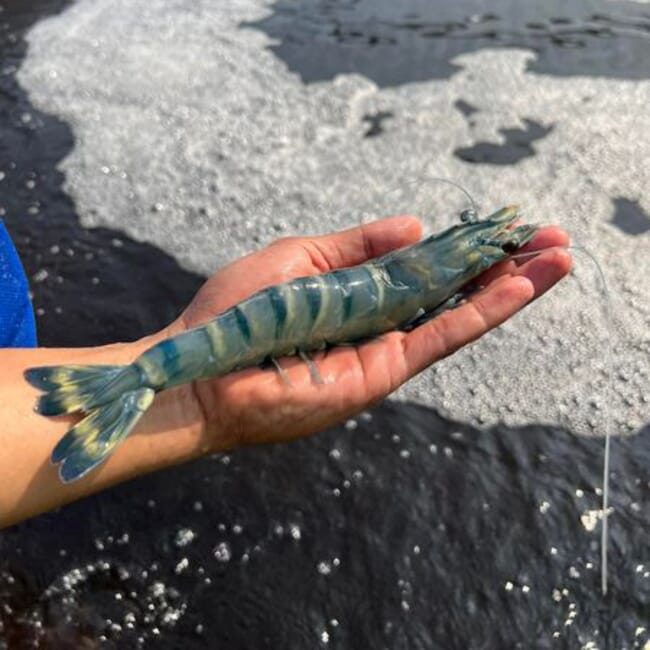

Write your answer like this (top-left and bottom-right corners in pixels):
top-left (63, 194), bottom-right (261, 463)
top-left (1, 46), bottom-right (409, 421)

top-left (171, 216), bottom-right (572, 451)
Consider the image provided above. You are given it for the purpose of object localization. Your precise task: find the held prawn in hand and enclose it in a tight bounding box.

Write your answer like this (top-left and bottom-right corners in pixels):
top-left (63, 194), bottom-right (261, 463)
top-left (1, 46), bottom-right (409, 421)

top-left (25, 206), bottom-right (537, 483)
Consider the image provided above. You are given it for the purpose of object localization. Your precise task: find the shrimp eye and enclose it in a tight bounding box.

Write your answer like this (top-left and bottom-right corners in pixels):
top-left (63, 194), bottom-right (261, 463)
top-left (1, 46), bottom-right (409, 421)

top-left (501, 240), bottom-right (518, 254)
top-left (460, 209), bottom-right (478, 223)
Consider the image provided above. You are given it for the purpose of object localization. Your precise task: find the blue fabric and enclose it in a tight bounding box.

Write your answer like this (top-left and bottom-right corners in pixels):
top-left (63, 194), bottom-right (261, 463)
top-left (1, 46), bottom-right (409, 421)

top-left (0, 220), bottom-right (37, 348)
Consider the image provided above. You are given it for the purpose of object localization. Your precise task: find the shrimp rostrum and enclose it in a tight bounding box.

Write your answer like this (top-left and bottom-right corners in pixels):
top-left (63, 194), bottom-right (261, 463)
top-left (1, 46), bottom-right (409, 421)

top-left (26, 206), bottom-right (537, 482)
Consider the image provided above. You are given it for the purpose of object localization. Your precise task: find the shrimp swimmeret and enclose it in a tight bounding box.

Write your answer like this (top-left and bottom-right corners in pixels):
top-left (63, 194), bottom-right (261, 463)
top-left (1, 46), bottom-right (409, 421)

top-left (25, 206), bottom-right (537, 483)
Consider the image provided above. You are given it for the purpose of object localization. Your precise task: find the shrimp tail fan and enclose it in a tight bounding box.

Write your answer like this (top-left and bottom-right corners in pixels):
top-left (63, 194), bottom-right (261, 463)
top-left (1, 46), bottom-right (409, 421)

top-left (25, 364), bottom-right (155, 483)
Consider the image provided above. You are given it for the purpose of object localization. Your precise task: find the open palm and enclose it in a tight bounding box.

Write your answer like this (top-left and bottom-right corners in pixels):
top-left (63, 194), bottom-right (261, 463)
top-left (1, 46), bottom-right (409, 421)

top-left (171, 216), bottom-right (571, 451)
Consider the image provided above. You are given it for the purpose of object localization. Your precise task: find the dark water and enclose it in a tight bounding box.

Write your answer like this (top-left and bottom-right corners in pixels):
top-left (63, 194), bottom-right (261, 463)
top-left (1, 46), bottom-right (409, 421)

top-left (611, 198), bottom-right (650, 236)
top-left (1, 1), bottom-right (649, 648)
top-left (362, 111), bottom-right (394, 138)
top-left (245, 0), bottom-right (650, 86)
top-left (454, 118), bottom-right (554, 165)
top-left (1, 406), bottom-right (649, 648)
top-left (0, 0), bottom-right (203, 347)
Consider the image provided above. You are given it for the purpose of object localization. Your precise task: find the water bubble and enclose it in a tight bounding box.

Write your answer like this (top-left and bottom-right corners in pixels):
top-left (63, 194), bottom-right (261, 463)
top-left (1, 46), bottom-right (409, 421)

top-left (174, 558), bottom-right (189, 574)
top-left (289, 524), bottom-right (302, 540)
top-left (317, 561), bottom-right (332, 576)
top-left (329, 448), bottom-right (341, 460)
top-left (580, 509), bottom-right (611, 532)
top-left (213, 542), bottom-right (232, 563)
top-left (150, 582), bottom-right (166, 598)
top-left (175, 528), bottom-right (196, 547)
top-left (162, 606), bottom-right (185, 626)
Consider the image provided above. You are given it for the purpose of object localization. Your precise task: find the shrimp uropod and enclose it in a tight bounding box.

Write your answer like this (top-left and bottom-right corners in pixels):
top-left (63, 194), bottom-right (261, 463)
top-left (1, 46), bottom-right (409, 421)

top-left (25, 205), bottom-right (537, 483)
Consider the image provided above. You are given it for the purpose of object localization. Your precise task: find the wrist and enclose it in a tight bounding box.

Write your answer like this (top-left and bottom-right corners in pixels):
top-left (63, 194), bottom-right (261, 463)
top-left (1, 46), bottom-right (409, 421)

top-left (0, 330), bottom-right (210, 527)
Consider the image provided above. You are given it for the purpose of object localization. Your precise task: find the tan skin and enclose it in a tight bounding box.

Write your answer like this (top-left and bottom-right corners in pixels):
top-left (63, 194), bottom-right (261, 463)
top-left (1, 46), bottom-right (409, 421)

top-left (0, 216), bottom-right (571, 528)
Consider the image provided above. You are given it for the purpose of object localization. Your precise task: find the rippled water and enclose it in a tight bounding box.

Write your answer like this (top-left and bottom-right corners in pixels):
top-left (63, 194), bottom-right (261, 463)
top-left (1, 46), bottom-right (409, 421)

top-left (246, 0), bottom-right (650, 85)
top-left (1, 406), bottom-right (649, 647)
top-left (1, 1), bottom-right (649, 648)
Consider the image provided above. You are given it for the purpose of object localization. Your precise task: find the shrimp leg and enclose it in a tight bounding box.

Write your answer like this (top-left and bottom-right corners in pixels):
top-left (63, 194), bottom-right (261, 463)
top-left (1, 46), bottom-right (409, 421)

top-left (299, 350), bottom-right (324, 384)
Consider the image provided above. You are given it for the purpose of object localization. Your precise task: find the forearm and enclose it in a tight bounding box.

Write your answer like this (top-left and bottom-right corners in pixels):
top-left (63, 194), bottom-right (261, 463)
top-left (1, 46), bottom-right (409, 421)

top-left (0, 334), bottom-right (207, 528)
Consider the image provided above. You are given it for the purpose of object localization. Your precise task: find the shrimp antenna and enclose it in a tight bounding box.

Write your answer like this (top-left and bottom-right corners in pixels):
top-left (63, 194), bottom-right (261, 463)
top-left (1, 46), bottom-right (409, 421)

top-left (423, 176), bottom-right (478, 212)
top-left (508, 242), bottom-right (613, 596)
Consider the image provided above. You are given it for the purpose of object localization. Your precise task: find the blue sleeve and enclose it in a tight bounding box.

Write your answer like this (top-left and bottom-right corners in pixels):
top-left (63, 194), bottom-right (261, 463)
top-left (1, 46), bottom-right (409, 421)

top-left (0, 220), bottom-right (37, 348)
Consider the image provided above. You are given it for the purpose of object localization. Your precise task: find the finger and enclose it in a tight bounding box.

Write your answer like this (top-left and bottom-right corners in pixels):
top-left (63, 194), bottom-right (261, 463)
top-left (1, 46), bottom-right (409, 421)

top-left (522, 225), bottom-right (570, 253)
top-left (401, 275), bottom-right (535, 378)
top-left (473, 225), bottom-right (571, 287)
top-left (513, 246), bottom-right (573, 297)
top-left (307, 215), bottom-right (422, 270)
top-left (400, 244), bottom-right (572, 379)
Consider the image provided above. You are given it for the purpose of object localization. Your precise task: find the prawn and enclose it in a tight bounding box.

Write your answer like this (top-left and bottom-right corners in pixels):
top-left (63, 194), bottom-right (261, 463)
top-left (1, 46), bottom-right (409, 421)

top-left (25, 205), bottom-right (537, 483)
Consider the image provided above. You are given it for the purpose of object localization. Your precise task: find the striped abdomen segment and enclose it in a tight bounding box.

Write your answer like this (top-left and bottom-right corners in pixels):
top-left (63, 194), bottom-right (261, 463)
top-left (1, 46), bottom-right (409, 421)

top-left (135, 262), bottom-right (426, 388)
